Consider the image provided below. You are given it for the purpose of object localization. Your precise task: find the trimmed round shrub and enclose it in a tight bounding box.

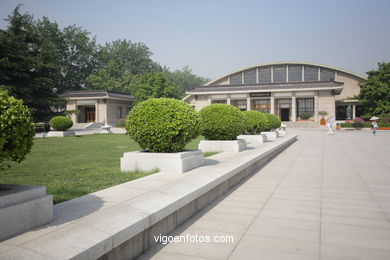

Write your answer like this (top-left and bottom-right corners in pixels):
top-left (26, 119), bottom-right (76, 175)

top-left (200, 104), bottom-right (246, 140)
top-left (125, 98), bottom-right (200, 152)
top-left (264, 113), bottom-right (281, 131)
top-left (242, 111), bottom-right (269, 134)
top-left (0, 90), bottom-right (35, 169)
top-left (49, 116), bottom-right (73, 131)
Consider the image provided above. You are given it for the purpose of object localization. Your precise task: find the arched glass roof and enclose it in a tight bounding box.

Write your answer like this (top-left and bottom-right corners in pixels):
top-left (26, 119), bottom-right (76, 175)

top-left (205, 62), bottom-right (367, 86)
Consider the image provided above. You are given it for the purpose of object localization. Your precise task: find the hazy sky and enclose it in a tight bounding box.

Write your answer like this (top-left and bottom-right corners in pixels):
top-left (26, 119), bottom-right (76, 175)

top-left (1, 0), bottom-right (389, 79)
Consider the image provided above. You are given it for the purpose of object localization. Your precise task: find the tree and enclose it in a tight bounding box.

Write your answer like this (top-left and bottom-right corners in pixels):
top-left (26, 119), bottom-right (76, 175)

top-left (0, 5), bottom-right (59, 121)
top-left (86, 39), bottom-right (157, 92)
top-left (35, 18), bottom-right (98, 93)
top-left (130, 72), bottom-right (180, 103)
top-left (164, 66), bottom-right (209, 96)
top-left (359, 62), bottom-right (390, 117)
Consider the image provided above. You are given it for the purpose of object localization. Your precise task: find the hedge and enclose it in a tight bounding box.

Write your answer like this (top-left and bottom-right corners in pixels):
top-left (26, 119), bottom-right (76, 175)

top-left (200, 104), bottom-right (246, 140)
top-left (264, 113), bottom-right (281, 131)
top-left (125, 98), bottom-right (200, 152)
top-left (242, 111), bottom-right (268, 134)
top-left (49, 116), bottom-right (73, 131)
top-left (0, 90), bottom-right (35, 169)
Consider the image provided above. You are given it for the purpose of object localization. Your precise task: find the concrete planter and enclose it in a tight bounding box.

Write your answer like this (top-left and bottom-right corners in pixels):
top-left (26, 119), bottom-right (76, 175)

top-left (261, 131), bottom-right (279, 141)
top-left (237, 134), bottom-right (266, 144)
top-left (120, 150), bottom-right (204, 174)
top-left (0, 184), bottom-right (53, 242)
top-left (46, 130), bottom-right (75, 137)
top-left (199, 139), bottom-right (247, 153)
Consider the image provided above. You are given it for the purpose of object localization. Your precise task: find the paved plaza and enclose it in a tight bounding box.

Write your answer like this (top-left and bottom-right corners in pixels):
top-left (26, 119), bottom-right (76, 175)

top-left (139, 129), bottom-right (390, 260)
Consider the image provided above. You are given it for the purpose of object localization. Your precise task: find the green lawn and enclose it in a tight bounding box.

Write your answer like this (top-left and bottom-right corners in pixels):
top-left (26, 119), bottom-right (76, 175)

top-left (0, 134), bottom-right (204, 204)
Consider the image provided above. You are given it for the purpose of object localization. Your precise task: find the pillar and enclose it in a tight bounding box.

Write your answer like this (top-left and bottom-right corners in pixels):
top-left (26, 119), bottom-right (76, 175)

top-left (227, 97), bottom-right (231, 105)
top-left (352, 104), bottom-right (356, 119)
top-left (314, 93), bottom-right (319, 122)
top-left (95, 100), bottom-right (99, 123)
top-left (291, 96), bottom-right (296, 122)
top-left (247, 97), bottom-right (251, 111)
top-left (270, 96), bottom-right (275, 114)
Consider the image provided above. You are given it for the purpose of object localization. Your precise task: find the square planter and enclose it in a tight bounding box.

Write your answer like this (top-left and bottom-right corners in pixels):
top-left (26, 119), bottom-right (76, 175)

top-left (0, 184), bottom-right (53, 241)
top-left (237, 134), bottom-right (266, 144)
top-left (198, 139), bottom-right (247, 153)
top-left (120, 150), bottom-right (204, 174)
top-left (47, 130), bottom-right (75, 137)
top-left (261, 131), bottom-right (279, 141)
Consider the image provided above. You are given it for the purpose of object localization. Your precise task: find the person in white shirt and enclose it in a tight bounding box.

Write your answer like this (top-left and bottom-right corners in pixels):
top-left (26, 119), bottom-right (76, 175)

top-left (371, 120), bottom-right (378, 136)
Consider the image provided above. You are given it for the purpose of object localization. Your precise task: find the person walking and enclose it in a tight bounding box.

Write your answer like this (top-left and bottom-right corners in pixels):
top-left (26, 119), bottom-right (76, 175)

top-left (326, 116), bottom-right (334, 135)
top-left (371, 120), bottom-right (378, 136)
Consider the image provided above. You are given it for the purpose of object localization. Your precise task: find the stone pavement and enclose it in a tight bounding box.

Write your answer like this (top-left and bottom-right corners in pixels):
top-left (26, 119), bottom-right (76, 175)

top-left (139, 129), bottom-right (390, 260)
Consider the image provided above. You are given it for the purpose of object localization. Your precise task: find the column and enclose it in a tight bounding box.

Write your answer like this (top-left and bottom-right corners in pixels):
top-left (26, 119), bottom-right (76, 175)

top-left (352, 104), bottom-right (356, 119)
top-left (95, 100), bottom-right (99, 123)
top-left (291, 95), bottom-right (296, 122)
top-left (314, 93), bottom-right (319, 122)
top-left (247, 97), bottom-right (251, 111)
top-left (270, 96), bottom-right (275, 114)
top-left (227, 97), bottom-right (231, 105)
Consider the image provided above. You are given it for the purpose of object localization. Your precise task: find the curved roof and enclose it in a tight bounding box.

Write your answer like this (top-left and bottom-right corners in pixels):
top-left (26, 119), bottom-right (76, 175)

top-left (205, 61), bottom-right (367, 86)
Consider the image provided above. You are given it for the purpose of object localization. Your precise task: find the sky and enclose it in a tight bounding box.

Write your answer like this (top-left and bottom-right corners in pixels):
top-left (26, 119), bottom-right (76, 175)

top-left (1, 0), bottom-right (390, 79)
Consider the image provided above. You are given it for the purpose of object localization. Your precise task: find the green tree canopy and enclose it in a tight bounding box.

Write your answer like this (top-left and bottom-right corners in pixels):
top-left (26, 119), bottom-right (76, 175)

top-left (130, 72), bottom-right (180, 103)
top-left (0, 5), bottom-right (59, 121)
top-left (164, 66), bottom-right (209, 96)
top-left (359, 62), bottom-right (390, 117)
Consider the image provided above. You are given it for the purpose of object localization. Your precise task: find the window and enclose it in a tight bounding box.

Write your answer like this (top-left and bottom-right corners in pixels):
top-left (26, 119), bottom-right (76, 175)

top-left (252, 99), bottom-right (270, 113)
top-left (258, 67), bottom-right (271, 83)
top-left (117, 106), bottom-right (122, 119)
top-left (243, 69), bottom-right (256, 84)
top-left (297, 98), bottom-right (314, 118)
top-left (211, 100), bottom-right (227, 104)
top-left (273, 66), bottom-right (286, 83)
top-left (229, 73), bottom-right (242, 85)
top-left (320, 68), bottom-right (335, 81)
top-left (304, 66), bottom-right (318, 81)
top-left (231, 100), bottom-right (247, 111)
top-left (288, 65), bottom-right (302, 82)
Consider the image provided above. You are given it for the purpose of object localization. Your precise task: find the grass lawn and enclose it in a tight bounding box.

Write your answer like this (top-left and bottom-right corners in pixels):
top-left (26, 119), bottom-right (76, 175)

top-left (0, 134), bottom-right (204, 204)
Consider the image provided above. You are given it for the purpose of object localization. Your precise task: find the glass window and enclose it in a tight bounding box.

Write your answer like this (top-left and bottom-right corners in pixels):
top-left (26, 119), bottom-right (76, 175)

top-left (117, 106), bottom-right (123, 119)
top-left (320, 68), bottom-right (335, 81)
top-left (297, 98), bottom-right (314, 118)
top-left (229, 73), bottom-right (242, 85)
top-left (231, 100), bottom-right (247, 111)
top-left (288, 65), bottom-right (302, 82)
top-left (211, 100), bottom-right (227, 104)
top-left (243, 69), bottom-right (256, 84)
top-left (252, 99), bottom-right (270, 113)
top-left (336, 105), bottom-right (348, 120)
top-left (258, 67), bottom-right (271, 83)
top-left (273, 66), bottom-right (286, 83)
top-left (304, 66), bottom-right (318, 81)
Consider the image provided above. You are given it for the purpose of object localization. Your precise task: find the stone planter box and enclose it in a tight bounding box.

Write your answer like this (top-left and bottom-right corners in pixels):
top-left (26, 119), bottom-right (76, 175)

top-left (120, 150), bottom-right (204, 174)
top-left (237, 134), bottom-right (266, 144)
top-left (46, 130), bottom-right (75, 137)
top-left (199, 139), bottom-right (247, 153)
top-left (261, 131), bottom-right (279, 141)
top-left (0, 184), bottom-right (53, 242)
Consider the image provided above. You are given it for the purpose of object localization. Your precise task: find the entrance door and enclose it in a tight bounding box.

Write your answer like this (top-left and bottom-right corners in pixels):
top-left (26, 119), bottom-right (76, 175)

top-left (281, 108), bottom-right (290, 121)
top-left (85, 107), bottom-right (96, 122)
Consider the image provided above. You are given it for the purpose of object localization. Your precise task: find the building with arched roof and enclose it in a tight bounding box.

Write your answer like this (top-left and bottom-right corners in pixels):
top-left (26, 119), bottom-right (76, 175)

top-left (184, 62), bottom-right (367, 126)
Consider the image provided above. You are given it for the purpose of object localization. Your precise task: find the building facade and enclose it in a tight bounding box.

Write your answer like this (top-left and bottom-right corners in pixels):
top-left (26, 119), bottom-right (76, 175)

top-left (61, 90), bottom-right (133, 126)
top-left (184, 62), bottom-right (367, 126)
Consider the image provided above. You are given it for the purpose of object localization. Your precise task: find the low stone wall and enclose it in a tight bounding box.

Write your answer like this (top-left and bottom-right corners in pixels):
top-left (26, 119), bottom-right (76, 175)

top-left (0, 135), bottom-right (297, 260)
top-left (0, 185), bottom-right (53, 242)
